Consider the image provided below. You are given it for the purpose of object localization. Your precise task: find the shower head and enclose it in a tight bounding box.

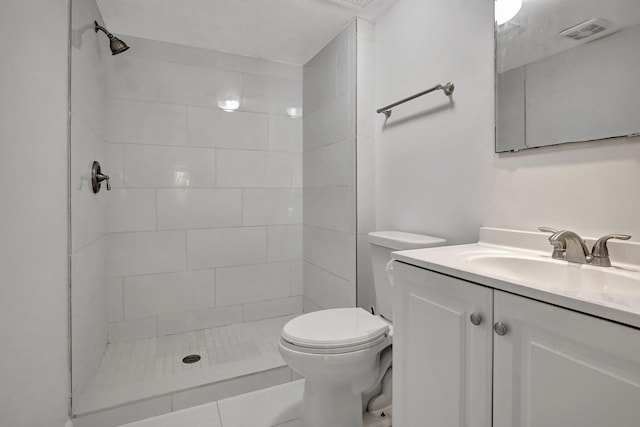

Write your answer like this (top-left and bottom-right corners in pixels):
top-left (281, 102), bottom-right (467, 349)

top-left (94, 21), bottom-right (130, 55)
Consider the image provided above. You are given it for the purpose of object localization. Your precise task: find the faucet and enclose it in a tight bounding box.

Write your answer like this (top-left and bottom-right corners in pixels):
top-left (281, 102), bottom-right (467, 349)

top-left (538, 227), bottom-right (631, 266)
top-left (548, 230), bottom-right (591, 264)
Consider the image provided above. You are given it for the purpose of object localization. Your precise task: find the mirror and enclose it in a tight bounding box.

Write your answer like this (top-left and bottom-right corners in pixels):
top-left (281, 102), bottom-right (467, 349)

top-left (495, 0), bottom-right (640, 152)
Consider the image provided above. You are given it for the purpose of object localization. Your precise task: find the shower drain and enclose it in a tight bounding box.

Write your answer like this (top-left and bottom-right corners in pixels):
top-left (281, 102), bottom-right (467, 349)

top-left (182, 354), bottom-right (201, 364)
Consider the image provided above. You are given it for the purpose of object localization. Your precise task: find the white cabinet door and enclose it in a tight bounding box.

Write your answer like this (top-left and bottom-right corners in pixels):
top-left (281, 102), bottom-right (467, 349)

top-left (393, 262), bottom-right (493, 427)
top-left (493, 290), bottom-right (640, 427)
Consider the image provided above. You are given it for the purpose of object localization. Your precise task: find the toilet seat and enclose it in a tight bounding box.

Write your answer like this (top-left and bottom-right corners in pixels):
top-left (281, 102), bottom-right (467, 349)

top-left (281, 308), bottom-right (390, 354)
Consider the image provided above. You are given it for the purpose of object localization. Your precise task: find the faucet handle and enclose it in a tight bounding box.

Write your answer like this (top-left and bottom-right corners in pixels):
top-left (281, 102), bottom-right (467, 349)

top-left (539, 227), bottom-right (565, 260)
top-left (538, 227), bottom-right (558, 234)
top-left (590, 234), bottom-right (632, 267)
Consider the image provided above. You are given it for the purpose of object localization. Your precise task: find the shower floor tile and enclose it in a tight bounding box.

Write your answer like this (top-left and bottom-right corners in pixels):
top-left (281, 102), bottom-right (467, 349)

top-left (75, 315), bottom-right (296, 417)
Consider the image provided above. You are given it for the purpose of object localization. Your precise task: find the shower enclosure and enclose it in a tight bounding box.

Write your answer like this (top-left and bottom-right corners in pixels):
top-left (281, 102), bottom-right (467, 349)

top-left (70, 0), bottom-right (373, 424)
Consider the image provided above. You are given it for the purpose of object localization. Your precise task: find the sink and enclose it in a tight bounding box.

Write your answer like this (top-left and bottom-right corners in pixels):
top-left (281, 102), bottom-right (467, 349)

top-left (457, 251), bottom-right (640, 298)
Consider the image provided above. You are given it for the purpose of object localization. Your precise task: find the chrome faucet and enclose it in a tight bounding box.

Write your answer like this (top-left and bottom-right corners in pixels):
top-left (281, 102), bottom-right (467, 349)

top-left (539, 227), bottom-right (631, 266)
top-left (548, 230), bottom-right (591, 264)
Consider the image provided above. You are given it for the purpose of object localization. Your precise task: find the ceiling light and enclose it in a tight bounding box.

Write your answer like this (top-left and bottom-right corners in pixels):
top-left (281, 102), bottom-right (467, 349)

top-left (286, 107), bottom-right (302, 119)
top-left (218, 99), bottom-right (240, 112)
top-left (495, 0), bottom-right (522, 26)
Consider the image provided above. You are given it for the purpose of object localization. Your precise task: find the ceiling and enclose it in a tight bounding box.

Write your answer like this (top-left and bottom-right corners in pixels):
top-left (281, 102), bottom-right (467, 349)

top-left (498, 0), bottom-right (640, 72)
top-left (96, 0), bottom-right (397, 65)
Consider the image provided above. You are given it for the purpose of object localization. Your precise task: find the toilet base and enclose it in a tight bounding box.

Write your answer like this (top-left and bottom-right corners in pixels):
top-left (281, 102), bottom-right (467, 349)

top-left (302, 379), bottom-right (364, 427)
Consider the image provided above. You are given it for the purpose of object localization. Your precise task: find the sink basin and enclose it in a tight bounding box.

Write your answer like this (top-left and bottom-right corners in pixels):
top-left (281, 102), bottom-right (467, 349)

top-left (457, 252), bottom-right (640, 299)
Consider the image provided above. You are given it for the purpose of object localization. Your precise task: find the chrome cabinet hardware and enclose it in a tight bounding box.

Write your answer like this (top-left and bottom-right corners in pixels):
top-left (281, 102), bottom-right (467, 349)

top-left (91, 161), bottom-right (111, 194)
top-left (494, 322), bottom-right (508, 336)
top-left (470, 313), bottom-right (482, 326)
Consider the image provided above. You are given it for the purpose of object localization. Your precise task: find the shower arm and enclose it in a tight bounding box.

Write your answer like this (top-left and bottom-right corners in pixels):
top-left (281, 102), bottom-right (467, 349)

top-left (94, 21), bottom-right (114, 38)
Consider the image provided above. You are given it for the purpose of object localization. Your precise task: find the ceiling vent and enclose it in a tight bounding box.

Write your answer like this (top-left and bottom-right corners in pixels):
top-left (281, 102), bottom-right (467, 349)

top-left (327, 0), bottom-right (375, 9)
top-left (559, 18), bottom-right (614, 41)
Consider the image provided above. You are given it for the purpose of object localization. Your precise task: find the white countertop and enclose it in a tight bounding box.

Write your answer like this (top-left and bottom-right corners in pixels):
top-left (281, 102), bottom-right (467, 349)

top-left (391, 227), bottom-right (640, 329)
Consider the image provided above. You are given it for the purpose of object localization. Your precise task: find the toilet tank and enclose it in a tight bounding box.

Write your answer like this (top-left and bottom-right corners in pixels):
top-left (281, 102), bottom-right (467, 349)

top-left (368, 231), bottom-right (446, 321)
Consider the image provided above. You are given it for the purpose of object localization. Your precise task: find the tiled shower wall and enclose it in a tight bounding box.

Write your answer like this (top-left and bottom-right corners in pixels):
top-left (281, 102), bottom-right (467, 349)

top-left (103, 37), bottom-right (303, 342)
top-left (303, 22), bottom-right (360, 311)
top-left (71, 0), bottom-right (110, 397)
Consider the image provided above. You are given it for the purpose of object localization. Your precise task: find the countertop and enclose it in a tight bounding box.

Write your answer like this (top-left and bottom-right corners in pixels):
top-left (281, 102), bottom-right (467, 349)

top-left (391, 227), bottom-right (640, 329)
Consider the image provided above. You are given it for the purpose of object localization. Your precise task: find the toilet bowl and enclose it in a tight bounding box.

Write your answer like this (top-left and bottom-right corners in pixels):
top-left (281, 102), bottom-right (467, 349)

top-left (279, 231), bottom-right (446, 427)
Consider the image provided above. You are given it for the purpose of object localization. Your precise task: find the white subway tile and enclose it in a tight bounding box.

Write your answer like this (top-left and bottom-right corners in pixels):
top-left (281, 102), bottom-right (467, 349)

top-left (303, 226), bottom-right (356, 281)
top-left (107, 189), bottom-right (156, 232)
top-left (124, 270), bottom-right (216, 319)
top-left (303, 94), bottom-right (352, 151)
top-left (120, 36), bottom-right (219, 69)
top-left (217, 150), bottom-right (291, 188)
top-left (243, 296), bottom-right (303, 322)
top-left (303, 37), bottom-right (340, 115)
top-left (157, 189), bottom-right (242, 230)
top-left (124, 145), bottom-right (216, 188)
top-left (217, 52), bottom-right (302, 81)
top-left (290, 261), bottom-right (303, 296)
top-left (303, 140), bottom-right (354, 188)
top-left (105, 143), bottom-right (125, 188)
top-left (108, 317), bottom-right (157, 343)
top-left (303, 261), bottom-right (354, 310)
top-left (268, 115), bottom-right (302, 152)
top-left (291, 152), bottom-right (302, 188)
top-left (107, 56), bottom-right (159, 102)
top-left (242, 74), bottom-right (302, 115)
top-left (268, 225), bottom-right (303, 262)
top-left (303, 186), bottom-right (355, 233)
top-left (157, 62), bottom-right (242, 107)
top-left (108, 231), bottom-right (186, 277)
top-left (188, 106), bottom-right (268, 149)
top-left (71, 45), bottom-right (107, 138)
top-left (216, 262), bottom-right (292, 306)
top-left (243, 189), bottom-right (302, 226)
top-left (156, 305), bottom-right (242, 336)
top-left (70, 135), bottom-right (107, 252)
top-left (187, 227), bottom-right (267, 270)
top-left (107, 99), bottom-right (187, 146)
top-left (356, 137), bottom-right (376, 234)
top-left (108, 277), bottom-right (124, 322)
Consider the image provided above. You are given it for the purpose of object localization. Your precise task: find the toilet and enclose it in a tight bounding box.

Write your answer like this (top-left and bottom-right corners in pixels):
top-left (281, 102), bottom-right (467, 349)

top-left (279, 231), bottom-right (446, 427)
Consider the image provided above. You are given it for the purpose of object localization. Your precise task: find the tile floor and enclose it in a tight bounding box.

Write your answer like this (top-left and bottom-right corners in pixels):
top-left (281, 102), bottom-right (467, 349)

top-left (118, 380), bottom-right (305, 427)
top-left (75, 316), bottom-right (296, 417)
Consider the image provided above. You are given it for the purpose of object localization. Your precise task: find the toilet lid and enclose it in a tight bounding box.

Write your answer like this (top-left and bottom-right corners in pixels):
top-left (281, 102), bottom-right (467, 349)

top-left (281, 308), bottom-right (390, 349)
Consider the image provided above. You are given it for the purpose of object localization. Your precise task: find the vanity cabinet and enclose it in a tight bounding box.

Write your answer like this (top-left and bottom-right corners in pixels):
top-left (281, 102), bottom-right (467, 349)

top-left (392, 263), bottom-right (494, 427)
top-left (393, 262), bottom-right (640, 427)
top-left (493, 290), bottom-right (640, 427)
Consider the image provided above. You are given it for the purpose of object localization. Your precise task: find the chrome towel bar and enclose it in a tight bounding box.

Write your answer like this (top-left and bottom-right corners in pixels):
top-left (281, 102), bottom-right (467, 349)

top-left (377, 82), bottom-right (455, 118)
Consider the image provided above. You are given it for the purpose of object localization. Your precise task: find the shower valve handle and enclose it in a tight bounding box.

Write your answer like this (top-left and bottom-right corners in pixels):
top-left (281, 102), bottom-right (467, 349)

top-left (91, 161), bottom-right (111, 193)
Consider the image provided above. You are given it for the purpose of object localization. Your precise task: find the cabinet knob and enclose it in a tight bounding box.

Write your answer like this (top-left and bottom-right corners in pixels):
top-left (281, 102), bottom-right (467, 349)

top-left (494, 322), bottom-right (508, 336)
top-left (470, 313), bottom-right (482, 326)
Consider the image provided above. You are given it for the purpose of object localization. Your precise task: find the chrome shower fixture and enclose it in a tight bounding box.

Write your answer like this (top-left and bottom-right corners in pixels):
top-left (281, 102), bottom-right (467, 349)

top-left (94, 21), bottom-right (130, 55)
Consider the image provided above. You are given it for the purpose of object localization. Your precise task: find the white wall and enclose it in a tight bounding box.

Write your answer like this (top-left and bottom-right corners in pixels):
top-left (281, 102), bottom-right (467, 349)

top-left (303, 22), bottom-right (358, 311)
top-left (0, 0), bottom-right (70, 426)
top-left (103, 37), bottom-right (303, 341)
top-left (376, 0), bottom-right (640, 247)
top-left (71, 0), bottom-right (110, 398)
top-left (375, 0), bottom-right (495, 244)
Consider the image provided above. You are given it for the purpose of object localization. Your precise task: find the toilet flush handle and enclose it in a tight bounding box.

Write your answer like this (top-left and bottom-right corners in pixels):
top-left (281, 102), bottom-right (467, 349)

top-left (385, 259), bottom-right (395, 287)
